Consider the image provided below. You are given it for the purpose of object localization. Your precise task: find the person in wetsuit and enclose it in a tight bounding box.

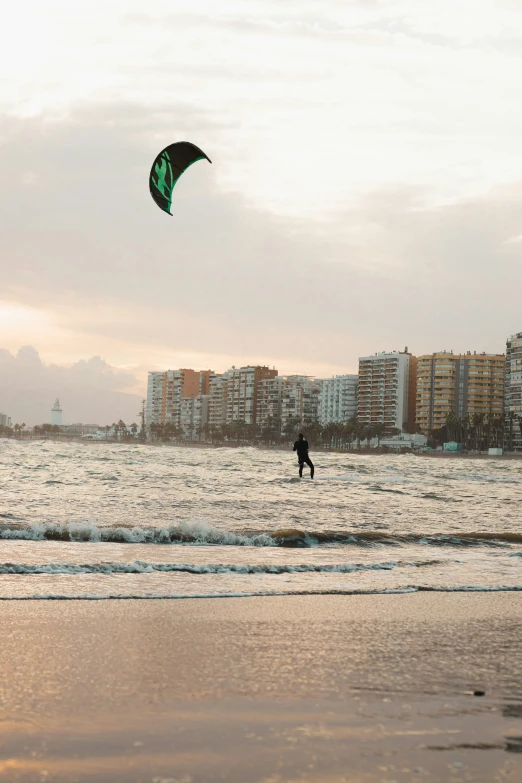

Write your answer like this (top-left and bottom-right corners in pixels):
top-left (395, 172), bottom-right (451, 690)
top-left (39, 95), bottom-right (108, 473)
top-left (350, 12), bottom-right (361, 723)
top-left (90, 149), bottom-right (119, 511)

top-left (293, 433), bottom-right (314, 479)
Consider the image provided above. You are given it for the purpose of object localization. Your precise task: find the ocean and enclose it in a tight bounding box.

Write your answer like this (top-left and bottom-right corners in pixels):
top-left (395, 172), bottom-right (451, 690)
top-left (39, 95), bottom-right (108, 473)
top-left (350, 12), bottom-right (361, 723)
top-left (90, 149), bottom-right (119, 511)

top-left (1, 439), bottom-right (521, 600)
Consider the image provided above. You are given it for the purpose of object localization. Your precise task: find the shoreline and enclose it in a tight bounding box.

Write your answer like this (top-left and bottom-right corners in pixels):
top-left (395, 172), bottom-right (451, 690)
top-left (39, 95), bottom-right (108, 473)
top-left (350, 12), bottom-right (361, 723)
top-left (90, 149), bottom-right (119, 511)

top-left (3, 435), bottom-right (522, 458)
top-left (1, 594), bottom-right (521, 781)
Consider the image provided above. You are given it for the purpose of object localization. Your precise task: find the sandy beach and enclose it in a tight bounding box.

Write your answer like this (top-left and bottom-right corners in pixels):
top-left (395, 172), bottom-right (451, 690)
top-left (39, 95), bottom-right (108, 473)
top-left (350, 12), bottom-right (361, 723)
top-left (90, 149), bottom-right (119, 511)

top-left (1, 593), bottom-right (521, 782)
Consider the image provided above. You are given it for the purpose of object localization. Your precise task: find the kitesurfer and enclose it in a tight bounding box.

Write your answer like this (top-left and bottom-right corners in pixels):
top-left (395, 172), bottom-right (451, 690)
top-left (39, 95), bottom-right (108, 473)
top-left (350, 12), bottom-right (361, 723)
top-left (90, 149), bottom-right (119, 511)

top-left (293, 433), bottom-right (314, 479)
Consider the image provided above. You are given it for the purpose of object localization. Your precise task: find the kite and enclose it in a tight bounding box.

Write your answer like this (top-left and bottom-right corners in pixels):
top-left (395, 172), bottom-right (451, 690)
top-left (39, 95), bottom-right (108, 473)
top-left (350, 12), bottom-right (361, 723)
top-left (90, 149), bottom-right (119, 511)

top-left (149, 141), bottom-right (211, 216)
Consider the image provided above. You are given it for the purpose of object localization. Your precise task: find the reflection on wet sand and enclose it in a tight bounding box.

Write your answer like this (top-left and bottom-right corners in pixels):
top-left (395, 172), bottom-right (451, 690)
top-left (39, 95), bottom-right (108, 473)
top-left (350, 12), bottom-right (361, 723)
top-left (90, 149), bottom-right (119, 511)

top-left (1, 594), bottom-right (522, 782)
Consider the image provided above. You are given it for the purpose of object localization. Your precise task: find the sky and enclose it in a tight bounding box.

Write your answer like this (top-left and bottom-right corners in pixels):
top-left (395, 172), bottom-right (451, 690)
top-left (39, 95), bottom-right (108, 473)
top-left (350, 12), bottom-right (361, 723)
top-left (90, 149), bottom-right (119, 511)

top-left (1, 0), bottom-right (522, 423)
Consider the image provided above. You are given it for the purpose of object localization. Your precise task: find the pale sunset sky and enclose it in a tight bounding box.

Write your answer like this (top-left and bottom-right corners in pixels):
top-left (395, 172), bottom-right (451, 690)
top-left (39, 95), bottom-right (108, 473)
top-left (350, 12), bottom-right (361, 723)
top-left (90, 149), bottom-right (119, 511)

top-left (1, 0), bottom-right (522, 422)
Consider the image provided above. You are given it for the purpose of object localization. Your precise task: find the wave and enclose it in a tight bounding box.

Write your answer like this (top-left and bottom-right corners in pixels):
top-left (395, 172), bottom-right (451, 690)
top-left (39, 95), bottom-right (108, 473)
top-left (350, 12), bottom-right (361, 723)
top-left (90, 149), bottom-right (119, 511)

top-left (1, 585), bottom-right (521, 600)
top-left (0, 560), bottom-right (401, 575)
top-left (0, 521), bottom-right (276, 547)
top-left (2, 521), bottom-right (522, 548)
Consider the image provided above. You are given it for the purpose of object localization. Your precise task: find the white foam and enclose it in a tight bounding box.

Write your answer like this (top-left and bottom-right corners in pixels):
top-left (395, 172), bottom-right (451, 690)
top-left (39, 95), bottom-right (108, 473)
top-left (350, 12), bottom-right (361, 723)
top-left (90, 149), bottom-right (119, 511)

top-left (1, 585), bottom-right (521, 600)
top-left (0, 560), bottom-right (399, 575)
top-left (0, 520), bottom-right (277, 547)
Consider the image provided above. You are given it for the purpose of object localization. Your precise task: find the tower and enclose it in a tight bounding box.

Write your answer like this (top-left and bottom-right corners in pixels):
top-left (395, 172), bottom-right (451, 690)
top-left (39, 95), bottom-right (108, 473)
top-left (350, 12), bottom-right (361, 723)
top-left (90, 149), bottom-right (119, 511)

top-left (51, 398), bottom-right (62, 426)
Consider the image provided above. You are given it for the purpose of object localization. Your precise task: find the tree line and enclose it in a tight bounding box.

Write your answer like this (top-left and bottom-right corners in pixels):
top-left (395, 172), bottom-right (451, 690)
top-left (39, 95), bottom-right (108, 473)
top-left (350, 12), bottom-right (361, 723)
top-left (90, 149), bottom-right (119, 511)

top-left (0, 420), bottom-right (141, 441)
top-left (149, 416), bottom-right (401, 448)
top-left (428, 411), bottom-right (521, 451)
top-left (3, 411), bottom-right (521, 451)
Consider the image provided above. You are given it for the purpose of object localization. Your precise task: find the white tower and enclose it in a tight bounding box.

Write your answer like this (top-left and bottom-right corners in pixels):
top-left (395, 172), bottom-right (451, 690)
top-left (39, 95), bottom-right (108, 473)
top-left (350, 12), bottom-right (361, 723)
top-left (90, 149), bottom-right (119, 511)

top-left (51, 398), bottom-right (62, 426)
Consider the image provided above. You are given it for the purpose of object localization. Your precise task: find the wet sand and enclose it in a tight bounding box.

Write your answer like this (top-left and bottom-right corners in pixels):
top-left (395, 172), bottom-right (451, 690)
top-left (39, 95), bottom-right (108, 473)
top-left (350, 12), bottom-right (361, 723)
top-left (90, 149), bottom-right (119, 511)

top-left (1, 594), bottom-right (521, 782)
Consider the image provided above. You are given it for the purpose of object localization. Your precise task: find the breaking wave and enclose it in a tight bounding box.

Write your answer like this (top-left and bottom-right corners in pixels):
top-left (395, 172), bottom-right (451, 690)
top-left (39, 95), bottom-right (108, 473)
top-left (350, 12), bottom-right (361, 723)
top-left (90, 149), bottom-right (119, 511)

top-left (0, 560), bottom-right (401, 575)
top-left (0, 521), bottom-right (276, 547)
top-left (2, 521), bottom-right (522, 548)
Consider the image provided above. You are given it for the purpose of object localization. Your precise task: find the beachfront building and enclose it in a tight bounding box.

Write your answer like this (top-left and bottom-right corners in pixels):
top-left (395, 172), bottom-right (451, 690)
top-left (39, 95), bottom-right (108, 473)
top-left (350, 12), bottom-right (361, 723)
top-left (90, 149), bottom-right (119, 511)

top-left (225, 366), bottom-right (278, 425)
top-left (180, 395), bottom-right (210, 441)
top-left (357, 350), bottom-right (417, 434)
top-left (318, 374), bottom-right (358, 426)
top-left (208, 372), bottom-right (231, 428)
top-left (0, 413), bottom-right (11, 428)
top-left (146, 369), bottom-right (216, 428)
top-left (505, 332), bottom-right (522, 452)
top-left (51, 398), bottom-right (62, 426)
top-left (257, 375), bottom-right (321, 432)
top-left (416, 351), bottom-right (505, 434)
top-left (256, 376), bottom-right (283, 429)
top-left (280, 376), bottom-right (321, 429)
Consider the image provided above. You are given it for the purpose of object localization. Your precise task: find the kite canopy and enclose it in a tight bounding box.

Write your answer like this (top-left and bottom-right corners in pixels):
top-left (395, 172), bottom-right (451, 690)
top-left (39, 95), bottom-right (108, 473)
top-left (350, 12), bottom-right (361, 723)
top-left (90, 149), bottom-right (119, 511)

top-left (149, 141), bottom-right (211, 216)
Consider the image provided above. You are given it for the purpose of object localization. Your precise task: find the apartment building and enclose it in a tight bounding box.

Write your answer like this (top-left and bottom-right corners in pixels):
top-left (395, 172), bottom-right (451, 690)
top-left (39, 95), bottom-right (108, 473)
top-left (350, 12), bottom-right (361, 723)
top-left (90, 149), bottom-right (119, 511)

top-left (280, 376), bottom-right (321, 429)
top-left (416, 351), bottom-right (505, 433)
top-left (146, 368), bottom-right (215, 428)
top-left (357, 350), bottom-right (417, 433)
top-left (180, 395), bottom-right (210, 441)
top-left (225, 366), bottom-right (278, 425)
top-left (0, 413), bottom-right (11, 428)
top-left (505, 332), bottom-right (522, 451)
top-left (318, 374), bottom-right (358, 426)
top-left (208, 373), bottom-right (228, 428)
top-left (256, 376), bottom-right (283, 428)
top-left (257, 375), bottom-right (321, 431)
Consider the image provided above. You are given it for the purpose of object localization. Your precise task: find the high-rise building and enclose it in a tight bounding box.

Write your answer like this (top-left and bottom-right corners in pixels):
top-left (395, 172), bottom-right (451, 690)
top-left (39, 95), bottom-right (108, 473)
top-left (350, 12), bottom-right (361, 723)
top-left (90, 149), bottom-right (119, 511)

top-left (225, 366), bottom-right (278, 425)
top-left (146, 369), bottom-right (215, 428)
top-left (357, 350), bottom-right (417, 433)
top-left (318, 375), bottom-right (358, 425)
top-left (256, 376), bottom-right (283, 429)
top-left (505, 332), bottom-right (522, 451)
top-left (51, 398), bottom-right (62, 426)
top-left (208, 372), bottom-right (230, 428)
top-left (280, 376), bottom-right (321, 430)
top-left (0, 413), bottom-right (11, 428)
top-left (416, 351), bottom-right (505, 434)
top-left (180, 395), bottom-right (210, 441)
top-left (257, 375), bottom-right (321, 432)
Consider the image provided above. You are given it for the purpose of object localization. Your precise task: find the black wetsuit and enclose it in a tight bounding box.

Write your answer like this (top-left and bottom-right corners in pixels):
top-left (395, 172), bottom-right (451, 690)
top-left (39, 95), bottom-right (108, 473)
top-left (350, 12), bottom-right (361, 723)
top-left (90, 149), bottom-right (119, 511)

top-left (293, 439), bottom-right (314, 478)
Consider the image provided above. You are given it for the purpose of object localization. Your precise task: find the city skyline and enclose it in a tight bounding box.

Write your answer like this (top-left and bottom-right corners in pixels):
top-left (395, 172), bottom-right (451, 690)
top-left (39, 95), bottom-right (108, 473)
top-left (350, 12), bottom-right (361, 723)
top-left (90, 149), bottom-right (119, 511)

top-left (1, 333), bottom-right (520, 453)
top-left (0, 335), bottom-right (516, 426)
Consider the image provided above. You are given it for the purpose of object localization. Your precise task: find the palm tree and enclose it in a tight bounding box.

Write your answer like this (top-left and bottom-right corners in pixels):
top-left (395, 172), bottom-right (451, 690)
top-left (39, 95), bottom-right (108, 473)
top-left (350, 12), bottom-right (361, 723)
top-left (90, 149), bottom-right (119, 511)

top-left (322, 422), bottom-right (335, 448)
top-left (261, 416), bottom-right (278, 445)
top-left (491, 416), bottom-right (504, 449)
top-left (353, 420), bottom-right (365, 450)
top-left (283, 416), bottom-right (301, 442)
top-left (363, 424), bottom-right (375, 448)
top-left (303, 420), bottom-right (322, 447)
top-left (130, 423), bottom-right (138, 439)
top-left (506, 411), bottom-right (516, 451)
top-left (445, 410), bottom-right (458, 442)
top-left (459, 415), bottom-right (470, 450)
top-left (374, 423), bottom-right (386, 449)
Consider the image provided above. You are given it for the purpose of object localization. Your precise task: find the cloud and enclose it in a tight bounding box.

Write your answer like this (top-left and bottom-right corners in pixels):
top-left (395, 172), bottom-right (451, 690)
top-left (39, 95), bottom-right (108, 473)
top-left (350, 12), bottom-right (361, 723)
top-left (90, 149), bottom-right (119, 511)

top-left (2, 0), bottom-right (522, 404)
top-left (1, 102), bottom-right (521, 384)
top-left (0, 347), bottom-right (141, 425)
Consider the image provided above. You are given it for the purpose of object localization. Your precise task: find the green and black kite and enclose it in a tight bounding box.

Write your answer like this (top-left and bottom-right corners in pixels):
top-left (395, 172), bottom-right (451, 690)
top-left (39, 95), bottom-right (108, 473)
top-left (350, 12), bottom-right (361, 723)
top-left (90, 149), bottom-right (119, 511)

top-left (149, 141), bottom-right (211, 216)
